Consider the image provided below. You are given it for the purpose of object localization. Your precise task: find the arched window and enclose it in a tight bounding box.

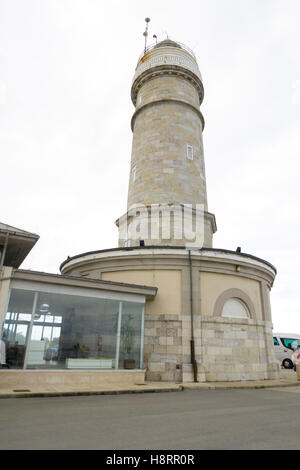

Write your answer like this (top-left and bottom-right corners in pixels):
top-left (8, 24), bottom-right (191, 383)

top-left (221, 298), bottom-right (249, 319)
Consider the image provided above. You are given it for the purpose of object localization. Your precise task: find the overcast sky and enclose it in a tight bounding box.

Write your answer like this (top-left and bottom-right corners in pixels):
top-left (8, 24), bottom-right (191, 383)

top-left (1, 0), bottom-right (299, 333)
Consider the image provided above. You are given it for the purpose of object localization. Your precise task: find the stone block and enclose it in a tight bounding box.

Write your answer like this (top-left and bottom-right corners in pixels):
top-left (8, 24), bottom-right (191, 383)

top-left (206, 347), bottom-right (220, 355)
top-left (153, 345), bottom-right (168, 354)
top-left (215, 331), bottom-right (224, 339)
top-left (166, 345), bottom-right (181, 354)
top-left (203, 329), bottom-right (215, 338)
top-left (234, 331), bottom-right (248, 339)
top-left (147, 337), bottom-right (159, 345)
top-left (205, 372), bottom-right (217, 382)
top-left (159, 337), bottom-right (167, 345)
top-left (143, 344), bottom-right (154, 354)
top-left (182, 371), bottom-right (194, 383)
top-left (215, 373), bottom-right (228, 381)
top-left (182, 363), bottom-right (192, 372)
top-left (172, 337), bottom-right (182, 346)
top-left (166, 328), bottom-right (176, 337)
top-left (220, 347), bottom-right (233, 356)
top-left (165, 362), bottom-right (176, 372)
top-left (149, 362), bottom-right (165, 372)
top-left (150, 354), bottom-right (162, 362)
top-left (161, 371), bottom-right (176, 381)
top-left (146, 371), bottom-right (162, 381)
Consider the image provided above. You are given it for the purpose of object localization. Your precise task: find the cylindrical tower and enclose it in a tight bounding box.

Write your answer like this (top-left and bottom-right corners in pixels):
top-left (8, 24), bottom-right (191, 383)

top-left (116, 39), bottom-right (217, 248)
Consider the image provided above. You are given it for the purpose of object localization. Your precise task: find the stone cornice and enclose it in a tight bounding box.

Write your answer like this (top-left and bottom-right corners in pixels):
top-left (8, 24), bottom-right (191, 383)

top-left (60, 247), bottom-right (276, 286)
top-left (115, 207), bottom-right (216, 233)
top-left (131, 65), bottom-right (204, 106)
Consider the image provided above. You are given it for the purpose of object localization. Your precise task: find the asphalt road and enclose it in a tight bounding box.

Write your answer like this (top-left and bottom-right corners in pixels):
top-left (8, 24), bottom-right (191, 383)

top-left (1, 388), bottom-right (300, 450)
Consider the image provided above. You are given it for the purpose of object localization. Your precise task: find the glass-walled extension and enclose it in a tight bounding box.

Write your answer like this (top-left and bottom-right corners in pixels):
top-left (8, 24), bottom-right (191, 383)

top-left (1, 284), bottom-right (145, 370)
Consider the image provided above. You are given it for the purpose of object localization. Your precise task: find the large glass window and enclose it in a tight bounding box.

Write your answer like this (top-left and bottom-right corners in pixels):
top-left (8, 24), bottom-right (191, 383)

top-left (119, 301), bottom-right (143, 370)
top-left (1, 287), bottom-right (145, 370)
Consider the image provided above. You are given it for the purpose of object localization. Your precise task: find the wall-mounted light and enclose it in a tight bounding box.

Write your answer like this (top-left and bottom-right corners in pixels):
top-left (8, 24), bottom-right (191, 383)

top-left (39, 303), bottom-right (50, 314)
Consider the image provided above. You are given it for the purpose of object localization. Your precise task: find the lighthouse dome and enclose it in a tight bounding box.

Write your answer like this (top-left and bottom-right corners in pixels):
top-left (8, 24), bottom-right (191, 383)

top-left (153, 39), bottom-right (182, 49)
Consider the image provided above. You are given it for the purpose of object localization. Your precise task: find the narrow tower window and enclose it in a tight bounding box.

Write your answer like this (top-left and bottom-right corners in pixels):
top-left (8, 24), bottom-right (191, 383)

top-left (187, 144), bottom-right (193, 160)
top-left (132, 165), bottom-right (136, 182)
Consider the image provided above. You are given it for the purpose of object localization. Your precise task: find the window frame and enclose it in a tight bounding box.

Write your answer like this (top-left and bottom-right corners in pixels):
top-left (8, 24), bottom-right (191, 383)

top-left (186, 144), bottom-right (194, 160)
top-left (132, 165), bottom-right (136, 182)
top-left (221, 297), bottom-right (250, 319)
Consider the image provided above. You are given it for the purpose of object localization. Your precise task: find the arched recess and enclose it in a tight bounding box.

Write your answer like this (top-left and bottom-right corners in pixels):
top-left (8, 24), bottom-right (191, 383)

top-left (213, 288), bottom-right (256, 320)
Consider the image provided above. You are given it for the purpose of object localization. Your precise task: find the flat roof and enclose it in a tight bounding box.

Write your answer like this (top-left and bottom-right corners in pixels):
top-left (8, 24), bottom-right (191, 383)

top-left (59, 245), bottom-right (277, 274)
top-left (0, 223), bottom-right (39, 239)
top-left (11, 269), bottom-right (157, 300)
top-left (0, 222), bottom-right (39, 268)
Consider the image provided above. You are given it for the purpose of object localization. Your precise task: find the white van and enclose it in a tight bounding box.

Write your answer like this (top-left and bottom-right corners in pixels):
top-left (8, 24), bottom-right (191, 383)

top-left (273, 332), bottom-right (300, 369)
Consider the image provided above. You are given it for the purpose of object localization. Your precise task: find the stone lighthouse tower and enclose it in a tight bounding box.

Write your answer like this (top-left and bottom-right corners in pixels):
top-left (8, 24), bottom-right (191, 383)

top-left (116, 38), bottom-right (216, 249)
top-left (61, 29), bottom-right (280, 384)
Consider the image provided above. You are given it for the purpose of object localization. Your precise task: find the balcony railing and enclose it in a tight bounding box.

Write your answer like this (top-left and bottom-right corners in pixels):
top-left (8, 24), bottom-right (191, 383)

top-left (137, 40), bottom-right (197, 63)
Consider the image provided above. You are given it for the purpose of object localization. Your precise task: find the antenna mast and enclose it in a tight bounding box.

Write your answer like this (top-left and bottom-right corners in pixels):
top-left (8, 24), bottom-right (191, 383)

top-left (143, 17), bottom-right (151, 53)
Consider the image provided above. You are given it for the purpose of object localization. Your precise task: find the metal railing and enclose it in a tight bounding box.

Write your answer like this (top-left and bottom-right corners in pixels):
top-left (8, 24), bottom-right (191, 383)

top-left (137, 40), bottom-right (197, 62)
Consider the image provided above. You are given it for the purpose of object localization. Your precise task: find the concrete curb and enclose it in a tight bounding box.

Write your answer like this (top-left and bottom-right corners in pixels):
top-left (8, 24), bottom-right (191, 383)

top-left (0, 386), bottom-right (183, 399)
top-left (181, 381), bottom-right (300, 391)
top-left (1, 380), bottom-right (300, 398)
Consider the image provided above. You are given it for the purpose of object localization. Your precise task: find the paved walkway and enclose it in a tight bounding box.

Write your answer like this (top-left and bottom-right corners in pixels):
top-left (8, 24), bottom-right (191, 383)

top-left (0, 369), bottom-right (299, 398)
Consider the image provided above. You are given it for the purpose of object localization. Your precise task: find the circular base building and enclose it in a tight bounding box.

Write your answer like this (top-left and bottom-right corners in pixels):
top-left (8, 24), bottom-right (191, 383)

top-left (60, 246), bottom-right (280, 382)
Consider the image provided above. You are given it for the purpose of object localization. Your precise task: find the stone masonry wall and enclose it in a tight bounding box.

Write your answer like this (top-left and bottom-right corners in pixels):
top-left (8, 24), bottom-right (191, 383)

top-left (201, 317), bottom-right (278, 382)
top-left (136, 75), bottom-right (200, 110)
top-left (144, 314), bottom-right (280, 383)
top-left (129, 100), bottom-right (206, 208)
top-left (144, 314), bottom-right (182, 382)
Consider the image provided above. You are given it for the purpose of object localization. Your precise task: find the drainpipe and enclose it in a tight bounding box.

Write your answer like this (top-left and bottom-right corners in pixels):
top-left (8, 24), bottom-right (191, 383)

top-left (188, 250), bottom-right (198, 383)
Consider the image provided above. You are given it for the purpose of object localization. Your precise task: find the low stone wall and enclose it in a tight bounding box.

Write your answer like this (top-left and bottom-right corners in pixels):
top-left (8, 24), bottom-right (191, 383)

top-left (0, 369), bottom-right (146, 389)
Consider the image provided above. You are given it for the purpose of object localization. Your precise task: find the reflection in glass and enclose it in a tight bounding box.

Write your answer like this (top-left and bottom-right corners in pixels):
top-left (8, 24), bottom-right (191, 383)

top-left (1, 288), bottom-right (144, 371)
top-left (1, 289), bottom-right (35, 368)
top-left (120, 302), bottom-right (143, 369)
top-left (15, 325), bottom-right (27, 345)
top-left (31, 325), bottom-right (43, 341)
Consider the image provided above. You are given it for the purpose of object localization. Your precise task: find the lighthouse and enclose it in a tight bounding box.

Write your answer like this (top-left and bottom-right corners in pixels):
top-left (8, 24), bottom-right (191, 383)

top-left (116, 38), bottom-right (216, 249)
top-left (61, 26), bottom-right (280, 384)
